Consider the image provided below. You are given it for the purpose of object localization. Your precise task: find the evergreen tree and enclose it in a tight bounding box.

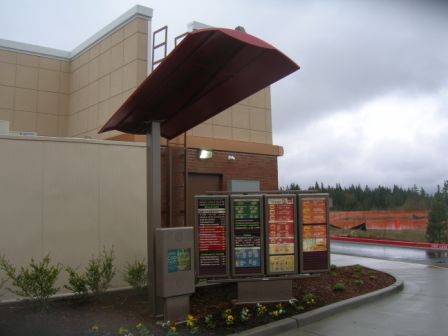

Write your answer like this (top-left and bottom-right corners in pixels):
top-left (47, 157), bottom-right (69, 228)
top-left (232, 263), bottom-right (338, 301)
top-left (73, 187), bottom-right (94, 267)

top-left (426, 194), bottom-right (447, 243)
top-left (284, 182), bottom-right (432, 211)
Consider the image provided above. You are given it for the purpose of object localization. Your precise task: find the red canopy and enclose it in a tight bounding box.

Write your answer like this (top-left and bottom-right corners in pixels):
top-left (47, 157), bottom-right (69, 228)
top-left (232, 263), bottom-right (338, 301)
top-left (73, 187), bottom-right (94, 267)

top-left (99, 28), bottom-right (299, 139)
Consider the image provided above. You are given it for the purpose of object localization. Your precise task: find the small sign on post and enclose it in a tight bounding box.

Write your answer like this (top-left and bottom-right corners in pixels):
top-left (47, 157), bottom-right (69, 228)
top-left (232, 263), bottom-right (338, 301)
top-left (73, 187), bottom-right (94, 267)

top-left (155, 227), bottom-right (195, 322)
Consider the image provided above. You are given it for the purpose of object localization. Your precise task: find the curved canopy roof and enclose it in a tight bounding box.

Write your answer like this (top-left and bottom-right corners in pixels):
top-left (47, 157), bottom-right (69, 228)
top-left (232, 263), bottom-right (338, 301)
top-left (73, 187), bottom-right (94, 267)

top-left (99, 28), bottom-right (299, 139)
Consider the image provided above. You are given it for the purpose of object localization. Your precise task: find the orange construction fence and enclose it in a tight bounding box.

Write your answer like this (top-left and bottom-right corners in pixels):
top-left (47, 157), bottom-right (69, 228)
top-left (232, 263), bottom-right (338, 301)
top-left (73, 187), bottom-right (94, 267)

top-left (330, 210), bottom-right (428, 231)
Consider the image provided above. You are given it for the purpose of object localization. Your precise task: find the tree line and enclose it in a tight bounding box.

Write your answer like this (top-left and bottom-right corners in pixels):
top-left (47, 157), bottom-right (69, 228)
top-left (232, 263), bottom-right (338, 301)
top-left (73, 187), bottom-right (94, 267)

top-left (285, 182), bottom-right (431, 211)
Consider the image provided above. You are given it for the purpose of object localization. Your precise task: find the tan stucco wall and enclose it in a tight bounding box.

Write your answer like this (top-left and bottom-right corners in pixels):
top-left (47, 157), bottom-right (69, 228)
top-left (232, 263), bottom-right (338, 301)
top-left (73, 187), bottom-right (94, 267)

top-left (68, 18), bottom-right (149, 138)
top-left (189, 87), bottom-right (272, 144)
top-left (0, 11), bottom-right (274, 145)
top-left (0, 50), bottom-right (70, 136)
top-left (0, 136), bottom-right (147, 300)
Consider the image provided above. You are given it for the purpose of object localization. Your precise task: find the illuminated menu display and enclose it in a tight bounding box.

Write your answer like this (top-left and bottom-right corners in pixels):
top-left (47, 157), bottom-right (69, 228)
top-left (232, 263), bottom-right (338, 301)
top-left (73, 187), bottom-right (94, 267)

top-left (266, 196), bottom-right (297, 274)
top-left (301, 199), bottom-right (326, 224)
top-left (299, 196), bottom-right (330, 272)
top-left (303, 225), bottom-right (327, 251)
top-left (231, 197), bottom-right (263, 276)
top-left (196, 197), bottom-right (228, 277)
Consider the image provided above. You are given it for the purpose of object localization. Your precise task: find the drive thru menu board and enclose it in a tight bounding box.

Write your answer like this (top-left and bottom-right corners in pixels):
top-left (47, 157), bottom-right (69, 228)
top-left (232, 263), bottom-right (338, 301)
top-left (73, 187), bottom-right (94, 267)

top-left (299, 195), bottom-right (330, 273)
top-left (230, 196), bottom-right (264, 276)
top-left (195, 196), bottom-right (229, 278)
top-left (265, 195), bottom-right (297, 274)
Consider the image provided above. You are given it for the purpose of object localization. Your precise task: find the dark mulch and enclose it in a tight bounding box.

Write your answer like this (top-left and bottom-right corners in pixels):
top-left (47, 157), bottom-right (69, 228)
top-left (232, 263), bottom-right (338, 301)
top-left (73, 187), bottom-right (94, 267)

top-left (0, 265), bottom-right (395, 336)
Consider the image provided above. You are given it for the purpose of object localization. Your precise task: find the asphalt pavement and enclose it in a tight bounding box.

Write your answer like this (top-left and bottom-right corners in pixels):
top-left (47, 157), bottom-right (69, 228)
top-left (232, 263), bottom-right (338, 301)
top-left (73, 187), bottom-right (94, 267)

top-left (277, 253), bottom-right (448, 336)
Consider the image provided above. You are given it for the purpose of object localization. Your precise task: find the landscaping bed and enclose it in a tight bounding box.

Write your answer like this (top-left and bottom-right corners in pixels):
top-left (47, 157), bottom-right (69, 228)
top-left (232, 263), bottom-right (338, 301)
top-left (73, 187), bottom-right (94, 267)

top-left (0, 265), bottom-right (395, 336)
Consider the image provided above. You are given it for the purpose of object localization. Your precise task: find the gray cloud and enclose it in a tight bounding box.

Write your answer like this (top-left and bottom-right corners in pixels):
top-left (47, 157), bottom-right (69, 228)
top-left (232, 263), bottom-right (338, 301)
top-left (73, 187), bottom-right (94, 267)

top-left (270, 0), bottom-right (448, 132)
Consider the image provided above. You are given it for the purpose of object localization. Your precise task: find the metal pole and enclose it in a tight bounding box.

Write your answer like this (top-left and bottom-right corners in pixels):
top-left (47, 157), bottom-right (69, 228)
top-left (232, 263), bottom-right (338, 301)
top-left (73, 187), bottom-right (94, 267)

top-left (147, 121), bottom-right (161, 316)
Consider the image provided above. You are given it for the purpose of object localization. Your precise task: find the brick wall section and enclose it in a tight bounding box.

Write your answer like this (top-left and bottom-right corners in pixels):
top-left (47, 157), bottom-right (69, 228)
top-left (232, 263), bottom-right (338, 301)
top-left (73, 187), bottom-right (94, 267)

top-left (159, 147), bottom-right (278, 227)
top-left (187, 148), bottom-right (278, 191)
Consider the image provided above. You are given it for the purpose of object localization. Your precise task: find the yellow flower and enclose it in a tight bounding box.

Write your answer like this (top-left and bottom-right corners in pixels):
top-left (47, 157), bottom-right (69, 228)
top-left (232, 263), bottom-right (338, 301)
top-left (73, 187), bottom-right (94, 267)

top-left (170, 325), bottom-right (177, 332)
top-left (136, 323), bottom-right (143, 329)
top-left (272, 310), bottom-right (279, 317)
top-left (91, 325), bottom-right (99, 332)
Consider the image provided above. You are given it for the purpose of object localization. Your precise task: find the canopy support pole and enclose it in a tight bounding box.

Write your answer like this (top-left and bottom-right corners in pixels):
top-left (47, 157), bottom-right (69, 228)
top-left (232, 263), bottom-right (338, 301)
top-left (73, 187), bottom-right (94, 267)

top-left (147, 121), bottom-right (161, 316)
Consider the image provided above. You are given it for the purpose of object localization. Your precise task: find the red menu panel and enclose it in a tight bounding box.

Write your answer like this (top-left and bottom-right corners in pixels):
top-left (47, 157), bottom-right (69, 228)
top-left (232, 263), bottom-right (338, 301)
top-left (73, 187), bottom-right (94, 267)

top-left (266, 196), bottom-right (296, 274)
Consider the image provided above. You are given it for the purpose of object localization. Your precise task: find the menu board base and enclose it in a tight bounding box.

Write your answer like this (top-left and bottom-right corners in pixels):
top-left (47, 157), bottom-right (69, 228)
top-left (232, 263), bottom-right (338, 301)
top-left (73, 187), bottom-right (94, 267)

top-left (234, 279), bottom-right (293, 304)
top-left (302, 251), bottom-right (329, 272)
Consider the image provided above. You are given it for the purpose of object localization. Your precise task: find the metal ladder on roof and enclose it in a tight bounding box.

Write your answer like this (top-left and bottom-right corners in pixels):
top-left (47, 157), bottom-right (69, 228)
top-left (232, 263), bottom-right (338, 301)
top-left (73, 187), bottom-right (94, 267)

top-left (151, 26), bottom-right (190, 71)
top-left (151, 26), bottom-right (168, 71)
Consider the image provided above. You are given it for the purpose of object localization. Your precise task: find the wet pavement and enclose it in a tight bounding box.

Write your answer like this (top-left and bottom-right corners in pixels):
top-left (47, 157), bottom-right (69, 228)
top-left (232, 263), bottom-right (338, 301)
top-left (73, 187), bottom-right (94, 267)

top-left (331, 241), bottom-right (448, 268)
top-left (278, 253), bottom-right (448, 336)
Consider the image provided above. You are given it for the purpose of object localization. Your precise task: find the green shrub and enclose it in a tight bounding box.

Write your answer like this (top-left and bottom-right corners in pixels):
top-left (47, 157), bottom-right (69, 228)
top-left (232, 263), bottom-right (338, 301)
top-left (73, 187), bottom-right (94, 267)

top-left (302, 293), bottom-right (316, 306)
top-left (352, 264), bottom-right (363, 273)
top-left (124, 259), bottom-right (147, 291)
top-left (65, 267), bottom-right (89, 298)
top-left (369, 275), bottom-right (377, 280)
top-left (136, 322), bottom-right (153, 336)
top-left (0, 254), bottom-right (61, 309)
top-left (204, 314), bottom-right (216, 329)
top-left (288, 298), bottom-right (304, 312)
top-left (352, 279), bottom-right (364, 286)
top-left (352, 272), bottom-right (361, 280)
top-left (0, 262), bottom-right (7, 298)
top-left (333, 282), bottom-right (345, 292)
top-left (65, 247), bottom-right (115, 297)
top-left (330, 264), bottom-right (337, 271)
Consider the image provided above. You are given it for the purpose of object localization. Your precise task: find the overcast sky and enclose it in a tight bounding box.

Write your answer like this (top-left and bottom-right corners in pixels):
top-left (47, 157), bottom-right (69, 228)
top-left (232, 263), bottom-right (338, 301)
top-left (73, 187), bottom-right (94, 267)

top-left (1, 0), bottom-right (447, 192)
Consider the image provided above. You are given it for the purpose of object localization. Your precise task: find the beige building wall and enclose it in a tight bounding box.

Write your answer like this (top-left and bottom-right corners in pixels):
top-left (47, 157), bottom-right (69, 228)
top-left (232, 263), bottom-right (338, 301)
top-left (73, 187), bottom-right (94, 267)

top-left (0, 6), bottom-right (274, 146)
top-left (190, 87), bottom-right (273, 144)
top-left (0, 50), bottom-right (69, 136)
top-left (68, 17), bottom-right (149, 139)
top-left (0, 136), bottom-right (147, 300)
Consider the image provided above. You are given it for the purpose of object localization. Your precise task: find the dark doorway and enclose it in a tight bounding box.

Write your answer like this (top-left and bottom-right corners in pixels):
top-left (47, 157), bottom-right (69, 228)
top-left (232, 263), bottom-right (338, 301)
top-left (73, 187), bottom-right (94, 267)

top-left (187, 173), bottom-right (222, 227)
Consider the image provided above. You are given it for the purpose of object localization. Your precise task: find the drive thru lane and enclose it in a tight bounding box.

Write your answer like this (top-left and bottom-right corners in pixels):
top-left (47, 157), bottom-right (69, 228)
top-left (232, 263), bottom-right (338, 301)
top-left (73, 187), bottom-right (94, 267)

top-left (278, 254), bottom-right (448, 336)
top-left (331, 240), bottom-right (448, 268)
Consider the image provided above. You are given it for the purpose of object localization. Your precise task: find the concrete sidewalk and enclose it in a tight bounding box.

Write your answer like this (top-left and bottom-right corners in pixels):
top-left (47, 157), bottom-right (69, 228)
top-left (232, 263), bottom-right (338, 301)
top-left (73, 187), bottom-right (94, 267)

top-left (278, 254), bottom-right (448, 336)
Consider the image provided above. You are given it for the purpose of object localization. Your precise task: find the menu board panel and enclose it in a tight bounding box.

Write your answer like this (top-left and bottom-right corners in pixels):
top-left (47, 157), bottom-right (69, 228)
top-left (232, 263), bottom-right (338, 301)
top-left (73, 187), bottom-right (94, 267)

top-left (265, 196), bottom-right (297, 274)
top-left (303, 225), bottom-right (327, 252)
top-left (196, 196), bottom-right (229, 278)
top-left (269, 255), bottom-right (295, 273)
top-left (231, 196), bottom-right (264, 276)
top-left (301, 199), bottom-right (326, 224)
top-left (299, 195), bottom-right (330, 273)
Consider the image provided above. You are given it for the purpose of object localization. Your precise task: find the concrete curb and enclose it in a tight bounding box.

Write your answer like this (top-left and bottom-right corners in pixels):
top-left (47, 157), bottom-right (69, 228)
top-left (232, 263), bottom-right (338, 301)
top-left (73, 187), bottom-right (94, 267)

top-left (235, 276), bottom-right (404, 335)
